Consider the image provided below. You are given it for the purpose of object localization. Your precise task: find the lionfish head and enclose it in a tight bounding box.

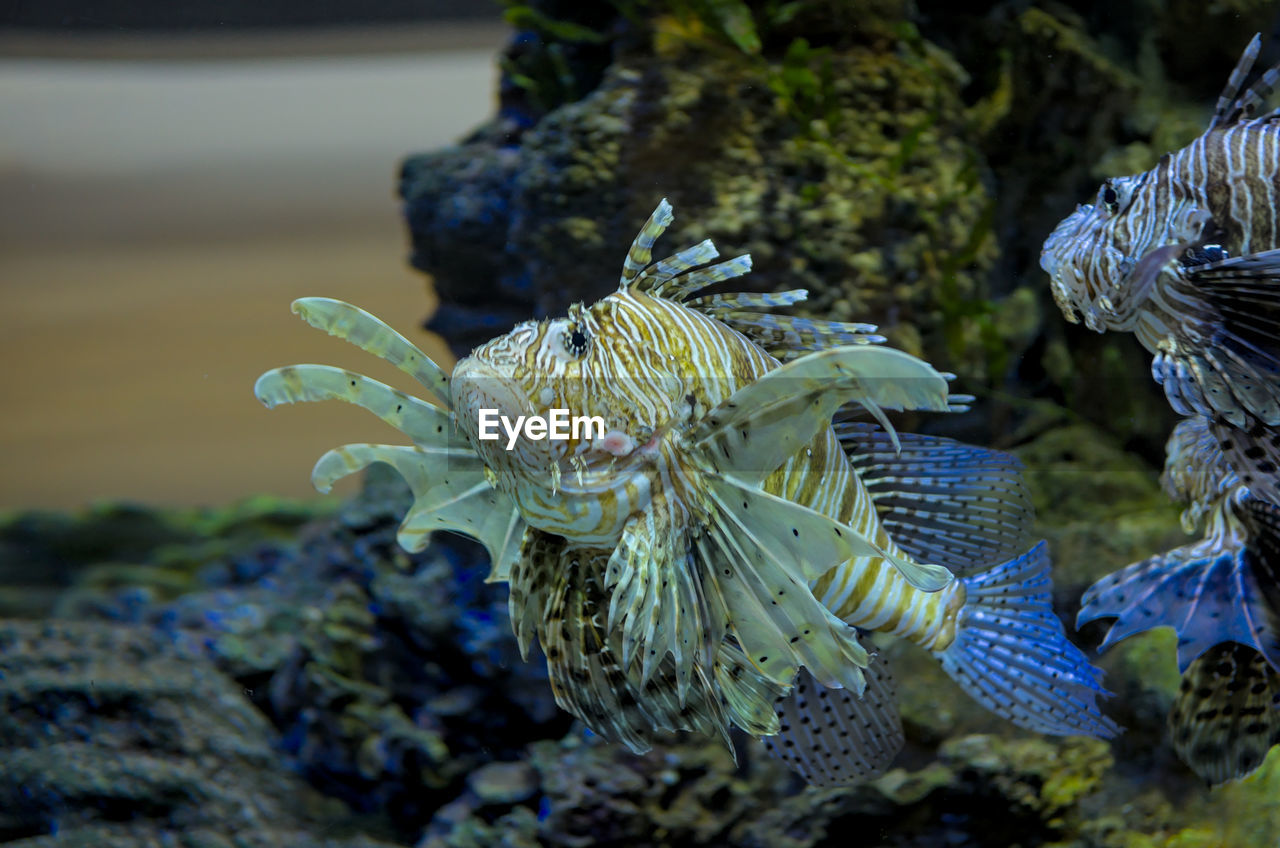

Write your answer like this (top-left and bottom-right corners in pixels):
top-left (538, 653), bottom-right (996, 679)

top-left (451, 292), bottom-right (685, 490)
top-left (1040, 175), bottom-right (1144, 332)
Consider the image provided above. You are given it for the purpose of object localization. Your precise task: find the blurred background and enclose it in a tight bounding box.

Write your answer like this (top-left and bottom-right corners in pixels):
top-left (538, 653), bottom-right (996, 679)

top-left (0, 1), bottom-right (505, 509)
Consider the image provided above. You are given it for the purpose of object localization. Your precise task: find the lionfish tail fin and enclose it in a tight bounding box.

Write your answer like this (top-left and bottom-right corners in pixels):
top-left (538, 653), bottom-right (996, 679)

top-left (763, 660), bottom-right (905, 786)
top-left (938, 541), bottom-right (1119, 738)
top-left (1169, 642), bottom-right (1280, 784)
top-left (1078, 540), bottom-right (1280, 673)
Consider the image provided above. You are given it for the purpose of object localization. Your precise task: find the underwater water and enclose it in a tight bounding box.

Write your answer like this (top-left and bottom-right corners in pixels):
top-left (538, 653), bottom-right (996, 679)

top-left (4, 2), bottom-right (1280, 846)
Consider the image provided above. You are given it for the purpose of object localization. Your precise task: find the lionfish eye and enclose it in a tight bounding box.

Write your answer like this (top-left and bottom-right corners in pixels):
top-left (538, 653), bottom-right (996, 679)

top-left (564, 325), bottom-right (590, 358)
top-left (1101, 182), bottom-right (1119, 214)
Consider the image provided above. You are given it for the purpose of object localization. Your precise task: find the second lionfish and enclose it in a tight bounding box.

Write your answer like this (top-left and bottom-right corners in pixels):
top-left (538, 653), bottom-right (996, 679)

top-left (258, 200), bottom-right (1115, 785)
top-left (1041, 34), bottom-right (1280, 502)
top-left (1042, 34), bottom-right (1280, 783)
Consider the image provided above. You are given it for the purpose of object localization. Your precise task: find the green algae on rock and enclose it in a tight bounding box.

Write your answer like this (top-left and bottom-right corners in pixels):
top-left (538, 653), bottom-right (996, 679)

top-left (403, 4), bottom-right (1003, 394)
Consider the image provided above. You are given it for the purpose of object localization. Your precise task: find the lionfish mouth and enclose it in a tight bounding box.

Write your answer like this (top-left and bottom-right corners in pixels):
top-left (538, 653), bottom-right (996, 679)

top-left (1040, 204), bottom-right (1104, 327)
top-left (450, 357), bottom-right (556, 468)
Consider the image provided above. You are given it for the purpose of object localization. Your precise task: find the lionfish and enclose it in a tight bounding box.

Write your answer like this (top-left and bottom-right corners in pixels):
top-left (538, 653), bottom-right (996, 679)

top-left (1043, 33), bottom-right (1280, 782)
top-left (1040, 34), bottom-right (1280, 502)
top-left (258, 200), bottom-right (1115, 785)
top-left (1079, 416), bottom-right (1280, 783)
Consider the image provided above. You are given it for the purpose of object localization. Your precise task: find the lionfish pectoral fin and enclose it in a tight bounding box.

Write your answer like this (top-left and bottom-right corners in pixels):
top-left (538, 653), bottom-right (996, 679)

top-left (538, 546), bottom-right (666, 755)
top-left (1208, 416), bottom-right (1280, 504)
top-left (603, 515), bottom-right (703, 694)
top-left (1239, 496), bottom-right (1280, 618)
top-left (311, 442), bottom-right (522, 580)
top-left (1152, 248), bottom-right (1280, 427)
top-left (289, 297), bottom-right (452, 408)
top-left (1168, 642), bottom-right (1280, 785)
top-left (938, 541), bottom-right (1120, 738)
top-left (704, 470), bottom-right (953, 592)
top-left (537, 537), bottom-right (759, 752)
top-left (689, 345), bottom-right (952, 489)
top-left (763, 660), bottom-right (905, 786)
top-left (695, 485), bottom-right (873, 692)
top-left (835, 423), bottom-right (1035, 575)
top-left (713, 641), bottom-right (789, 738)
top-left (254, 364), bottom-right (462, 449)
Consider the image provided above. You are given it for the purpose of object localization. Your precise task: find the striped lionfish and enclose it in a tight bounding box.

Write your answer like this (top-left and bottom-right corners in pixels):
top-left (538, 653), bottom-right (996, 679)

top-left (1043, 34), bottom-right (1280, 783)
top-left (258, 200), bottom-right (1115, 784)
top-left (1041, 34), bottom-right (1280, 503)
top-left (1079, 416), bottom-right (1280, 783)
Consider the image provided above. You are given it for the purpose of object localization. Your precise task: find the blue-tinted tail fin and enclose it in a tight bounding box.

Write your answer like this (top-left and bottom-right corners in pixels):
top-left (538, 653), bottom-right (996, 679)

top-left (937, 541), bottom-right (1119, 738)
top-left (1078, 540), bottom-right (1280, 673)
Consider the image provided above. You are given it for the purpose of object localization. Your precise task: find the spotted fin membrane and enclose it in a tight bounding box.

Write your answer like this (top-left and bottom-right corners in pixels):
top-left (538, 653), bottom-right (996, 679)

top-left (763, 659), bottom-right (904, 786)
top-left (1169, 642), bottom-right (1280, 784)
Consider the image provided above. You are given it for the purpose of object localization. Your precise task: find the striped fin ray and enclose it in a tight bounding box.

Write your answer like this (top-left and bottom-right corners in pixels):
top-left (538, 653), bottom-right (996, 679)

top-left (310, 443), bottom-right (524, 583)
top-left (1168, 642), bottom-right (1280, 785)
top-left (1226, 32), bottom-right (1280, 123)
top-left (689, 345), bottom-right (952, 488)
top-left (1077, 539), bottom-right (1280, 674)
top-left (541, 553), bottom-right (660, 754)
top-left (1151, 251), bottom-right (1280, 426)
top-left (619, 198), bottom-right (675, 287)
top-left (692, 526), bottom-right (867, 693)
top-left (651, 255), bottom-right (755, 301)
top-left (710, 312), bottom-right (886, 360)
top-left (536, 538), bottom-right (783, 752)
top-left (835, 423), bottom-right (1035, 575)
top-left (631, 239), bottom-right (720, 292)
top-left (508, 531), bottom-right (559, 660)
top-left (763, 660), bottom-right (905, 786)
top-left (603, 513), bottom-right (705, 693)
top-left (1236, 66), bottom-right (1280, 120)
top-left (620, 643), bottom-right (790, 745)
top-left (254, 365), bottom-right (461, 449)
top-left (940, 542), bottom-right (1119, 737)
top-left (1211, 33), bottom-right (1262, 129)
top-left (697, 483), bottom-right (876, 689)
top-left (290, 297), bottom-right (452, 408)
top-left (685, 289), bottom-right (810, 312)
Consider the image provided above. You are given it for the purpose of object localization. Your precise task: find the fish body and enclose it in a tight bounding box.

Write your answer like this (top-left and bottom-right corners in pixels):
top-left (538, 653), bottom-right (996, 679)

top-left (258, 200), bottom-right (1115, 783)
top-left (1041, 34), bottom-right (1280, 500)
